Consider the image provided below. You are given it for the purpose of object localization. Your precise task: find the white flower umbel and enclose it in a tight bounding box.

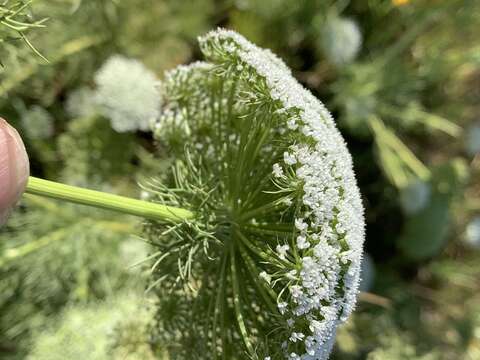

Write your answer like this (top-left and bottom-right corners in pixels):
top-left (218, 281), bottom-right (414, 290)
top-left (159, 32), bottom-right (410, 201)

top-left (21, 105), bottom-right (54, 140)
top-left (464, 217), bottom-right (480, 249)
top-left (94, 55), bottom-right (161, 133)
top-left (146, 29), bottom-right (365, 360)
top-left (320, 16), bottom-right (362, 66)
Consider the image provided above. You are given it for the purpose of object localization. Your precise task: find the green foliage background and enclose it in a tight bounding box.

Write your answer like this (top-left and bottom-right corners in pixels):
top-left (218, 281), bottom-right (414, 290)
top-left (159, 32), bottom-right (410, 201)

top-left (1, 0), bottom-right (480, 359)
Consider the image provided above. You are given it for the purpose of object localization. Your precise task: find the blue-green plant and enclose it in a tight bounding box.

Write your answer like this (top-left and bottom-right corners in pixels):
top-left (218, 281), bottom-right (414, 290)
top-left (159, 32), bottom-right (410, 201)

top-left (399, 179), bottom-right (431, 215)
top-left (465, 123), bottom-right (480, 157)
top-left (398, 159), bottom-right (469, 260)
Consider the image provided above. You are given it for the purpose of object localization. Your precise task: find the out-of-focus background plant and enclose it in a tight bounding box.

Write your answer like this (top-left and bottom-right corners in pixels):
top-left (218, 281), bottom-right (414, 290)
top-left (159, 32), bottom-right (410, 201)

top-left (1, 0), bottom-right (479, 359)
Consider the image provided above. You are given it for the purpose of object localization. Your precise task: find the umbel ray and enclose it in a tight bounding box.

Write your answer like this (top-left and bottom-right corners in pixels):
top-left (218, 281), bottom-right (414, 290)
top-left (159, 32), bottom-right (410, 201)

top-left (23, 29), bottom-right (365, 360)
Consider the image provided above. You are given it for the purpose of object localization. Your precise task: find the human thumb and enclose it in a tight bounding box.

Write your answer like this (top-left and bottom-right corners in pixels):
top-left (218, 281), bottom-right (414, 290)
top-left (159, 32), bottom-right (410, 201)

top-left (0, 118), bottom-right (30, 225)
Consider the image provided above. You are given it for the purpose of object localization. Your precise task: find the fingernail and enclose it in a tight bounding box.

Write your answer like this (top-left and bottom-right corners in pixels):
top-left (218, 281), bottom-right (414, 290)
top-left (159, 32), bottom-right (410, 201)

top-left (0, 118), bottom-right (30, 224)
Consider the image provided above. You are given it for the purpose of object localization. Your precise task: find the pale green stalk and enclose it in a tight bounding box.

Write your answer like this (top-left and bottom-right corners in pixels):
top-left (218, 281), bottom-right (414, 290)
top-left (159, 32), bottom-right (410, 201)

top-left (25, 177), bottom-right (195, 222)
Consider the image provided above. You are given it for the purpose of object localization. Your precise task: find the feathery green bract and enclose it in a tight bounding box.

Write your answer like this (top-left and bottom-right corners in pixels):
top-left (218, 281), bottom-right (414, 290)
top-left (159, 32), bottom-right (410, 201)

top-left (144, 29), bottom-right (365, 360)
top-left (0, 1), bottom-right (48, 64)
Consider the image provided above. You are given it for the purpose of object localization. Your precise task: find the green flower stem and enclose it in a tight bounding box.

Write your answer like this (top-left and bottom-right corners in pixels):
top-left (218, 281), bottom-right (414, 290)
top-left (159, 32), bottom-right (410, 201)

top-left (25, 177), bottom-right (194, 222)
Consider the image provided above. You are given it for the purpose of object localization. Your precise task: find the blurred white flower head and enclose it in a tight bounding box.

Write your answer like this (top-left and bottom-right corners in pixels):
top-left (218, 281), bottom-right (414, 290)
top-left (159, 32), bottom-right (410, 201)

top-left (66, 87), bottom-right (99, 119)
top-left (321, 16), bottom-right (362, 66)
top-left (465, 217), bottom-right (480, 249)
top-left (94, 55), bottom-right (161, 133)
top-left (20, 105), bottom-right (54, 140)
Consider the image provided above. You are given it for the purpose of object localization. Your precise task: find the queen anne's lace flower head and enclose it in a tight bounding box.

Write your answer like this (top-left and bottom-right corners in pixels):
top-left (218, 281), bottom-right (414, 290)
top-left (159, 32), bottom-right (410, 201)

top-left (94, 55), bottom-right (161, 133)
top-left (146, 29), bottom-right (365, 360)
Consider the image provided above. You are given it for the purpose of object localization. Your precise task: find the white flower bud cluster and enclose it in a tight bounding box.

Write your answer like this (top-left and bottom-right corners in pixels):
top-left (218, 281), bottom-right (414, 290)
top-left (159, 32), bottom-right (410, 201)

top-left (94, 55), bottom-right (161, 133)
top-left (153, 62), bottom-right (213, 142)
top-left (199, 29), bottom-right (365, 359)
